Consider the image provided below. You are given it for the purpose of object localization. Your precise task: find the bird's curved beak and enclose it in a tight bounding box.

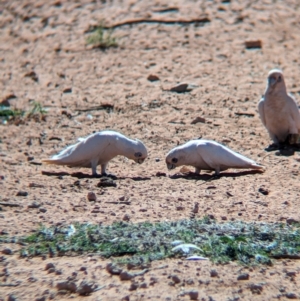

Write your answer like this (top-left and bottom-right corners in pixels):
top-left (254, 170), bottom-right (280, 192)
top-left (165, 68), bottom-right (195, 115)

top-left (167, 163), bottom-right (175, 170)
top-left (136, 158), bottom-right (145, 164)
top-left (268, 76), bottom-right (277, 86)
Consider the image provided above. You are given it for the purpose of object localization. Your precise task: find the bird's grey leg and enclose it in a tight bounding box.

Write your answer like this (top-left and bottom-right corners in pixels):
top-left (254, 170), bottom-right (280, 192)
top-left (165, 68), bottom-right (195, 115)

top-left (101, 163), bottom-right (108, 176)
top-left (91, 159), bottom-right (98, 176)
top-left (289, 134), bottom-right (299, 145)
top-left (194, 167), bottom-right (201, 174)
top-left (214, 167), bottom-right (220, 176)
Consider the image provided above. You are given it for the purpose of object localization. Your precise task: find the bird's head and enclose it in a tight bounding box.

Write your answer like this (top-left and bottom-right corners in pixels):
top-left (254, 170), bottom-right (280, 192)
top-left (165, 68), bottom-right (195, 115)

top-left (132, 139), bottom-right (148, 164)
top-left (267, 69), bottom-right (286, 93)
top-left (165, 147), bottom-right (185, 170)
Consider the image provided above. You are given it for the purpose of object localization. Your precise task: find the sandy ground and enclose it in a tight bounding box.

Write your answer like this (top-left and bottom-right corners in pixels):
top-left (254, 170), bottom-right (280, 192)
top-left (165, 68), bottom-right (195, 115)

top-left (1, 0), bottom-right (300, 300)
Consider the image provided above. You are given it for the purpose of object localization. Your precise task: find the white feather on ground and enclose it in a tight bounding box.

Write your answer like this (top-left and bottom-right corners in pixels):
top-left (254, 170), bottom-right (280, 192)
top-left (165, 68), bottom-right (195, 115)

top-left (165, 140), bottom-right (264, 175)
top-left (258, 69), bottom-right (300, 145)
top-left (43, 130), bottom-right (148, 175)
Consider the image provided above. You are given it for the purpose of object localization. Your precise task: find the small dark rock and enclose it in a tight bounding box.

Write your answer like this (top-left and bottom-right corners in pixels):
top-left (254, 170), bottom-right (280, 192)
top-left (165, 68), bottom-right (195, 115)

top-left (286, 271), bottom-right (296, 277)
top-left (191, 116), bottom-right (205, 124)
top-left (147, 74), bottom-right (160, 82)
top-left (76, 280), bottom-right (98, 295)
top-left (129, 281), bottom-right (139, 291)
top-left (63, 87), bottom-right (72, 93)
top-left (171, 274), bottom-right (181, 284)
top-left (120, 271), bottom-right (134, 281)
top-left (170, 83), bottom-right (193, 93)
top-left (155, 158), bottom-right (160, 162)
top-left (245, 40), bottom-right (262, 49)
top-left (249, 284), bottom-right (263, 294)
top-left (56, 281), bottom-right (77, 293)
top-left (79, 266), bottom-right (87, 271)
top-left (188, 290), bottom-right (199, 300)
top-left (48, 268), bottom-right (56, 274)
top-left (237, 273), bottom-right (250, 281)
top-left (8, 295), bottom-right (18, 301)
top-left (35, 297), bottom-right (46, 301)
top-left (55, 269), bottom-right (63, 275)
top-left (258, 187), bottom-right (269, 195)
top-left (139, 282), bottom-right (147, 288)
top-left (39, 208), bottom-right (47, 213)
top-left (286, 218), bottom-right (299, 225)
top-left (155, 172), bottom-right (167, 177)
top-left (45, 262), bottom-right (55, 271)
top-left (122, 214), bottom-right (130, 222)
top-left (28, 201), bottom-right (41, 209)
top-left (106, 263), bottom-right (122, 275)
top-left (2, 248), bottom-right (13, 255)
top-left (285, 293), bottom-right (298, 299)
top-left (185, 278), bottom-right (195, 285)
top-left (16, 191), bottom-right (28, 197)
top-left (210, 269), bottom-right (218, 277)
top-left (121, 296), bottom-right (130, 301)
top-left (87, 192), bottom-right (97, 202)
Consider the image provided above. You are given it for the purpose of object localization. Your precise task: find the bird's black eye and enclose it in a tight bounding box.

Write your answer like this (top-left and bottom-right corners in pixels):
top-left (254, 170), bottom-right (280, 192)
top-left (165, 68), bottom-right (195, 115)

top-left (135, 152), bottom-right (142, 158)
top-left (172, 158), bottom-right (178, 163)
top-left (278, 76), bottom-right (282, 82)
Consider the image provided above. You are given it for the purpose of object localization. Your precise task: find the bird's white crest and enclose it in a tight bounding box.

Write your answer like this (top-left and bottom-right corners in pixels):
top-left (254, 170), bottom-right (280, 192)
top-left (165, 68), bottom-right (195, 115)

top-left (43, 130), bottom-right (148, 176)
top-left (165, 140), bottom-right (264, 175)
top-left (258, 69), bottom-right (300, 144)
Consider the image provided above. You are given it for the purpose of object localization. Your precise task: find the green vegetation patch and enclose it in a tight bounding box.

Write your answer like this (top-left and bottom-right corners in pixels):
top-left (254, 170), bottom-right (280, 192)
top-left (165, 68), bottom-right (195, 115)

top-left (86, 24), bottom-right (118, 49)
top-left (2, 218), bottom-right (300, 265)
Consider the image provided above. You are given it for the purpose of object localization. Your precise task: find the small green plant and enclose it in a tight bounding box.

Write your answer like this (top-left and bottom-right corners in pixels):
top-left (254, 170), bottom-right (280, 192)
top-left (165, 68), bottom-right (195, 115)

top-left (0, 106), bottom-right (24, 118)
top-left (86, 24), bottom-right (118, 49)
top-left (27, 101), bottom-right (47, 117)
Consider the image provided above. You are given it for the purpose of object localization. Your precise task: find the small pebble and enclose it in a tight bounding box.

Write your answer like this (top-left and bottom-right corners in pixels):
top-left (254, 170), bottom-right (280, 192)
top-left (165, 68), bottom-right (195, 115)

top-left (237, 273), bottom-right (249, 281)
top-left (2, 248), bottom-right (13, 255)
top-left (39, 208), bottom-right (47, 213)
top-left (171, 274), bottom-right (181, 284)
top-left (87, 192), bottom-right (97, 202)
top-left (122, 214), bottom-right (130, 221)
top-left (188, 290), bottom-right (199, 300)
top-left (210, 269), bottom-right (218, 277)
top-left (16, 191), bottom-right (28, 197)
top-left (45, 263), bottom-right (55, 270)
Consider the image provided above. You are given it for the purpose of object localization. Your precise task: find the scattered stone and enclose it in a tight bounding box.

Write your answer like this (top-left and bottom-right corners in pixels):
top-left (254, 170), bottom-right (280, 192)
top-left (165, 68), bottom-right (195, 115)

top-left (169, 83), bottom-right (195, 93)
top-left (87, 192), bottom-right (97, 202)
top-left (28, 201), bottom-right (41, 209)
top-left (237, 273), bottom-right (250, 281)
top-left (285, 293), bottom-right (298, 299)
top-left (76, 280), bottom-right (98, 295)
top-left (120, 271), bottom-right (134, 281)
top-left (1, 94), bottom-right (16, 106)
top-left (79, 266), bottom-right (87, 271)
top-left (192, 202), bottom-right (199, 213)
top-left (35, 297), bottom-right (46, 301)
top-left (48, 268), bottom-right (56, 274)
top-left (106, 263), bottom-right (122, 275)
top-left (221, 216), bottom-right (227, 221)
top-left (249, 283), bottom-right (263, 294)
top-left (55, 269), bottom-right (63, 275)
top-left (16, 191), bottom-right (28, 197)
top-left (286, 271), bottom-right (296, 277)
top-left (25, 71), bottom-right (38, 82)
top-left (39, 208), bottom-right (47, 213)
top-left (171, 274), bottom-right (181, 284)
top-left (56, 280), bottom-right (77, 293)
top-left (8, 295), bottom-right (18, 301)
top-left (97, 177), bottom-right (117, 188)
top-left (45, 262), bottom-right (55, 271)
top-left (185, 278), bottom-right (195, 285)
top-left (147, 74), bottom-right (160, 81)
top-left (210, 269), bottom-right (218, 277)
top-left (121, 295), bottom-right (130, 301)
top-left (191, 116), bottom-right (206, 124)
top-left (155, 172), bottom-right (167, 177)
top-left (122, 214), bottom-right (130, 221)
top-left (139, 282), bottom-right (147, 288)
top-left (63, 87), bottom-right (72, 93)
top-left (187, 290), bottom-right (199, 300)
top-left (155, 158), bottom-right (160, 162)
top-left (2, 248), bottom-right (13, 255)
top-left (258, 187), bottom-right (269, 195)
top-left (129, 281), bottom-right (139, 291)
top-left (286, 218), bottom-right (299, 225)
top-left (245, 40), bottom-right (262, 49)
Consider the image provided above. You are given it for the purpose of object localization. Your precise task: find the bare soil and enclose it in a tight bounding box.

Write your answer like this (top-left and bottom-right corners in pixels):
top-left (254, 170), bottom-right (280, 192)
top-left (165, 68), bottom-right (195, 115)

top-left (1, 0), bottom-right (300, 300)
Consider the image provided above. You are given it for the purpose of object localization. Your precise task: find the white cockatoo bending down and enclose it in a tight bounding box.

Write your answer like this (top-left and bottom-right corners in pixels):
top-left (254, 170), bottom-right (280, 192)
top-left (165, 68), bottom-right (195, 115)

top-left (258, 69), bottom-right (300, 148)
top-left (165, 140), bottom-right (264, 175)
top-left (43, 131), bottom-right (148, 176)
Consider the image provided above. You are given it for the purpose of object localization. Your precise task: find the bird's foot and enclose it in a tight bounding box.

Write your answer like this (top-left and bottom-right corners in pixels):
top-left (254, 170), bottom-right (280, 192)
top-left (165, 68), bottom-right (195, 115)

top-left (265, 143), bottom-right (280, 151)
top-left (101, 173), bottom-right (117, 180)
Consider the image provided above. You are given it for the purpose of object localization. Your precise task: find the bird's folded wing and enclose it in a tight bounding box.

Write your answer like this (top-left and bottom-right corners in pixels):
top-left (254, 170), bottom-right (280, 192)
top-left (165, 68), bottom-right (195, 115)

top-left (287, 95), bottom-right (300, 130)
top-left (258, 98), bottom-right (266, 126)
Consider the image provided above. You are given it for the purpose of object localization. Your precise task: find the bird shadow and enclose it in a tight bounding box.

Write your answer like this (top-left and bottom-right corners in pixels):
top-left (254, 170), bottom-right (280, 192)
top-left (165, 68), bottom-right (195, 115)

top-left (169, 170), bottom-right (264, 181)
top-left (265, 143), bottom-right (300, 156)
top-left (41, 170), bottom-right (152, 181)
